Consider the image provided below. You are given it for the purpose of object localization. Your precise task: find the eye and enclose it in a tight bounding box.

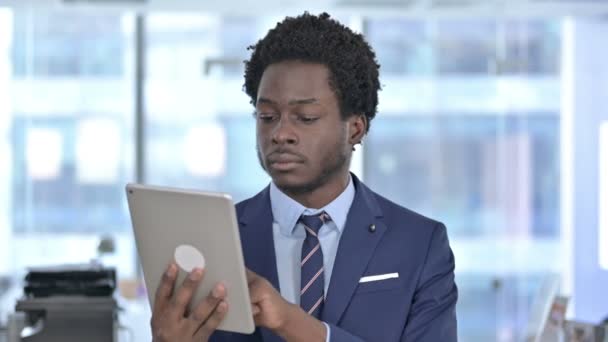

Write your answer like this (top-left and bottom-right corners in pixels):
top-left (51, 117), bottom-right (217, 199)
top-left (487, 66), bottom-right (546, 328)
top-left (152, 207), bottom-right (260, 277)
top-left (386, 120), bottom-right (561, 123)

top-left (297, 115), bottom-right (319, 124)
top-left (256, 112), bottom-right (277, 123)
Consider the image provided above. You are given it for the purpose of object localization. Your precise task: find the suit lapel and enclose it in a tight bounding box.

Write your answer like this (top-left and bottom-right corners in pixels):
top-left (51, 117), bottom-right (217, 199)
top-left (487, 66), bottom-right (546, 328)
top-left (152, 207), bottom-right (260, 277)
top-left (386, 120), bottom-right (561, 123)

top-left (237, 186), bottom-right (282, 342)
top-left (322, 176), bottom-right (386, 325)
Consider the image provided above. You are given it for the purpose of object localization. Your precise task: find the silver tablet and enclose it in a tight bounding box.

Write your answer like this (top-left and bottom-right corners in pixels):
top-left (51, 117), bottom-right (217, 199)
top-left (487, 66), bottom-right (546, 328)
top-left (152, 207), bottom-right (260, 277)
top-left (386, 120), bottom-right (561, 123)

top-left (125, 183), bottom-right (254, 334)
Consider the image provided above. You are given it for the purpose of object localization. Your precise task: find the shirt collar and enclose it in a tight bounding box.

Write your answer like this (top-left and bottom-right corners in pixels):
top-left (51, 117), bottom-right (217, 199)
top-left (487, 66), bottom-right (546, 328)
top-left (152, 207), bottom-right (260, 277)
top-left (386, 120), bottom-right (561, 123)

top-left (270, 175), bottom-right (355, 237)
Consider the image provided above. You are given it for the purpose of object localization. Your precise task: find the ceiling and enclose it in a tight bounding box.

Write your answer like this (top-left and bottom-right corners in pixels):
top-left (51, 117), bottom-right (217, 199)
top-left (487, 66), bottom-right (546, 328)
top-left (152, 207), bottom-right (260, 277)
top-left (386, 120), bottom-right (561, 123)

top-left (2, 0), bottom-right (608, 17)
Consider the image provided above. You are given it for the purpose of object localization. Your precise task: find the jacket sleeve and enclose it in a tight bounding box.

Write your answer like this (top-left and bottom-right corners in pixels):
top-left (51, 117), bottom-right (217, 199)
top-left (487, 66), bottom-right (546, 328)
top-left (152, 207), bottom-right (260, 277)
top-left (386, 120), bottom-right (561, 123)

top-left (400, 222), bottom-right (458, 341)
top-left (326, 323), bottom-right (366, 342)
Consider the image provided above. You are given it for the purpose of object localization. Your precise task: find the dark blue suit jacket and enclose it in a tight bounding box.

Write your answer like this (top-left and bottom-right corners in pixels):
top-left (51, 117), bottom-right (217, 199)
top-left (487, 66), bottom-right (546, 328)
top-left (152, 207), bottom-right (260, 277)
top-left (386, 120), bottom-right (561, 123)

top-left (211, 175), bottom-right (458, 341)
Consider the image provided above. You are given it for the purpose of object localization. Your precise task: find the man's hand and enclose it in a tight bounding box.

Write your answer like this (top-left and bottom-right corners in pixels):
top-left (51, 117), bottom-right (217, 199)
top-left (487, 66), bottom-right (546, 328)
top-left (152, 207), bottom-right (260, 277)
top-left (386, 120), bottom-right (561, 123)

top-left (247, 269), bottom-right (327, 342)
top-left (246, 269), bottom-right (292, 330)
top-left (151, 263), bottom-right (229, 342)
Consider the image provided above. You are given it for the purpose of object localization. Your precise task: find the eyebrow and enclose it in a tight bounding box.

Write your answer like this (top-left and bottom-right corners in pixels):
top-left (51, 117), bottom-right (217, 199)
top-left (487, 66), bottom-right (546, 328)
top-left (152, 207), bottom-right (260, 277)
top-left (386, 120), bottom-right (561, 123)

top-left (257, 97), bottom-right (319, 106)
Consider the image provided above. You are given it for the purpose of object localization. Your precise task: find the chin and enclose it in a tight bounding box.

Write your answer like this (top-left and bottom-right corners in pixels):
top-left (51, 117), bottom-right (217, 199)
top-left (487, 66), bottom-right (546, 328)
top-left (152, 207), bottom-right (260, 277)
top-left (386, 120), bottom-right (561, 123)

top-left (271, 172), bottom-right (316, 194)
top-left (275, 174), bottom-right (337, 197)
top-left (270, 171), bottom-right (304, 185)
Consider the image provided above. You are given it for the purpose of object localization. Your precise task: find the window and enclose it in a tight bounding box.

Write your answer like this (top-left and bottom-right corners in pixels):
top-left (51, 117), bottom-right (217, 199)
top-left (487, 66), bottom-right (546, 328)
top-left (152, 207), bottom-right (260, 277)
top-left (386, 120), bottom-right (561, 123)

top-left (144, 14), bottom-right (280, 200)
top-left (437, 20), bottom-right (497, 74)
top-left (366, 19), bottom-right (432, 75)
top-left (600, 121), bottom-right (608, 270)
top-left (1, 9), bottom-right (136, 277)
top-left (12, 11), bottom-right (125, 77)
top-left (365, 17), bottom-right (562, 341)
top-left (366, 114), bottom-right (559, 237)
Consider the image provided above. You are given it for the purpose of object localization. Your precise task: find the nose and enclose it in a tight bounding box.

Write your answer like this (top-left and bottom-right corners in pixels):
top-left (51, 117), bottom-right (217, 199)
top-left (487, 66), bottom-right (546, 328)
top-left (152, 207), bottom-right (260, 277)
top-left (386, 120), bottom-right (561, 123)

top-left (271, 117), bottom-right (298, 145)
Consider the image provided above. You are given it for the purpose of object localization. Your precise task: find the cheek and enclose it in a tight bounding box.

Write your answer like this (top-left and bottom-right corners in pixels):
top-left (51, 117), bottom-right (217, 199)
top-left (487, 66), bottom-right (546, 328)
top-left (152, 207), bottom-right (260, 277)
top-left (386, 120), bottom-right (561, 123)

top-left (309, 132), bottom-right (346, 161)
top-left (256, 128), bottom-right (270, 147)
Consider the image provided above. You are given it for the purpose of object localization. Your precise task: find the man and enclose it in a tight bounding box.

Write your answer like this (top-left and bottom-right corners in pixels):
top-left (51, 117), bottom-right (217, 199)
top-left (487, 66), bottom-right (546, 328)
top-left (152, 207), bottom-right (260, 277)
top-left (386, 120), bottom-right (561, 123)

top-left (150, 12), bottom-right (458, 342)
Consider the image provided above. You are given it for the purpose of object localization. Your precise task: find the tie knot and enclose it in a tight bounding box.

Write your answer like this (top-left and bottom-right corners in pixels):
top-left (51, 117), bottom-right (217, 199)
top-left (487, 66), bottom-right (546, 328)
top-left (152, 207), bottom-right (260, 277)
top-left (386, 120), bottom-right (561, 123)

top-left (299, 211), bottom-right (331, 236)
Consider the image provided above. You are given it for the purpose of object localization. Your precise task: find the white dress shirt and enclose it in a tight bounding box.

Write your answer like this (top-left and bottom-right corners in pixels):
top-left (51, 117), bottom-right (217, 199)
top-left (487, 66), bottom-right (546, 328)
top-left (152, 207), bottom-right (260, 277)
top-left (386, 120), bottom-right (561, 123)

top-left (269, 175), bottom-right (355, 342)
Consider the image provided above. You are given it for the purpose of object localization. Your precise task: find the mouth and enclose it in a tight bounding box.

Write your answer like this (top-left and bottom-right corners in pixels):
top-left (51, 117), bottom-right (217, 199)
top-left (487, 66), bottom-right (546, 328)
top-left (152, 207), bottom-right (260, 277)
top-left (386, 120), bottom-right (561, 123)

top-left (266, 153), bottom-right (304, 172)
top-left (269, 161), bottom-right (301, 172)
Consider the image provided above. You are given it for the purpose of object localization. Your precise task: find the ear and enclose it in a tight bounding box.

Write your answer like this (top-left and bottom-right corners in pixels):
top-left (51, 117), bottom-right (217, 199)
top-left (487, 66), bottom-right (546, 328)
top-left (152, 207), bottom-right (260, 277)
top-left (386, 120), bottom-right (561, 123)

top-left (347, 114), bottom-right (367, 145)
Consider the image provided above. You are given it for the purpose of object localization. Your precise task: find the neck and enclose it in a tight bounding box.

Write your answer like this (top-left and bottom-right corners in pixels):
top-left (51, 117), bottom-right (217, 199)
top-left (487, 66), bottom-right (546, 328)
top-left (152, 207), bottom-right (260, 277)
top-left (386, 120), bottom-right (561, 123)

top-left (280, 172), bottom-right (350, 209)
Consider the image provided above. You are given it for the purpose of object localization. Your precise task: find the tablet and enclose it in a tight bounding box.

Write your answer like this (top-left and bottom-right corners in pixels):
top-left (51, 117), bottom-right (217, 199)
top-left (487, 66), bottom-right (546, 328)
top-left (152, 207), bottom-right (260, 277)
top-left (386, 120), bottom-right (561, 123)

top-left (125, 183), bottom-right (254, 334)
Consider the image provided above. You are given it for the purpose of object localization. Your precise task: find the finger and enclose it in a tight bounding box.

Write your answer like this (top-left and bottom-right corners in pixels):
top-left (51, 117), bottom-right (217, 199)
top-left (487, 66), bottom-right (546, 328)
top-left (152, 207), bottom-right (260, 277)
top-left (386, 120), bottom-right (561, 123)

top-left (251, 304), bottom-right (260, 316)
top-left (170, 268), bottom-right (204, 318)
top-left (194, 301), bottom-right (229, 340)
top-left (153, 262), bottom-right (178, 318)
top-left (246, 269), bottom-right (256, 284)
top-left (248, 277), bottom-right (264, 304)
top-left (253, 306), bottom-right (263, 327)
top-left (186, 283), bottom-right (226, 332)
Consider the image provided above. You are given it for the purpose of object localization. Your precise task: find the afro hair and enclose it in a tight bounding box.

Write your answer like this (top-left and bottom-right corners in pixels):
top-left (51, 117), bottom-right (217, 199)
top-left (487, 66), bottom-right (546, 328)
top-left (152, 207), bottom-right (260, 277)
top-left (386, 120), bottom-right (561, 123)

top-left (243, 12), bottom-right (381, 132)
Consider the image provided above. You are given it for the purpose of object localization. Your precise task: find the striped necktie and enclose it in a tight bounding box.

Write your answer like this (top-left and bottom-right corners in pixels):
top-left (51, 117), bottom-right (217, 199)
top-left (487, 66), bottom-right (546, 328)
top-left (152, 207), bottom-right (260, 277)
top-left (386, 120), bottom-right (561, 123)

top-left (299, 211), bottom-right (331, 319)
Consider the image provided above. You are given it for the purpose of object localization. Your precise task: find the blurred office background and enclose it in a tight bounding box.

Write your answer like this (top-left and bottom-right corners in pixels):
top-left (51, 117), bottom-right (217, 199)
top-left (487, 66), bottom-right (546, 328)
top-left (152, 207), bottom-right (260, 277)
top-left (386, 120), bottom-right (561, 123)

top-left (0, 0), bottom-right (607, 341)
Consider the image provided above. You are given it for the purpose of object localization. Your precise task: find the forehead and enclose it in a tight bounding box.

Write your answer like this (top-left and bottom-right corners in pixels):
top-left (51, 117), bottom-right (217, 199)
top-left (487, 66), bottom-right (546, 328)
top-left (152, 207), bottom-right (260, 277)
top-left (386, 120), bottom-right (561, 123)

top-left (256, 61), bottom-right (336, 105)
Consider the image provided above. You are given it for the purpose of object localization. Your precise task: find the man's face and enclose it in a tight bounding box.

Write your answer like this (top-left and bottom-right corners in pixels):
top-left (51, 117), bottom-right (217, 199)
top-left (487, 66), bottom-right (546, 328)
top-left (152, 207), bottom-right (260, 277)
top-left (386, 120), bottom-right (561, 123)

top-left (255, 60), bottom-right (352, 194)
